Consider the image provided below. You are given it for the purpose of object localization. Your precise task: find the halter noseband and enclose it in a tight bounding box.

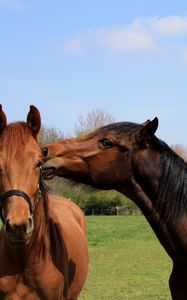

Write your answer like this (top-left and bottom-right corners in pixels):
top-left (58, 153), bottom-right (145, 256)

top-left (0, 168), bottom-right (48, 223)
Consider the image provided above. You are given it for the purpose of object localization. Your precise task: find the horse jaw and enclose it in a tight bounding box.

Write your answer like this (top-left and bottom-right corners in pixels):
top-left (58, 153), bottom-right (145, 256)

top-left (43, 157), bottom-right (91, 183)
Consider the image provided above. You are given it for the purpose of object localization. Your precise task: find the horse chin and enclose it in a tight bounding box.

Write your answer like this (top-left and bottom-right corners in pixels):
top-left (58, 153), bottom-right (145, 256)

top-left (43, 167), bottom-right (70, 180)
top-left (42, 167), bottom-right (56, 180)
top-left (8, 236), bottom-right (31, 246)
top-left (5, 230), bottom-right (32, 246)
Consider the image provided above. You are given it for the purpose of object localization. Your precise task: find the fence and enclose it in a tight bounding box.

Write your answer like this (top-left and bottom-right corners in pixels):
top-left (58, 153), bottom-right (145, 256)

top-left (84, 206), bottom-right (142, 216)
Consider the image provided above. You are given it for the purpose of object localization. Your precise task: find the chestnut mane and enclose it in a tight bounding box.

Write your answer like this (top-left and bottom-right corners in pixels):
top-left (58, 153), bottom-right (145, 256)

top-left (1, 122), bottom-right (33, 164)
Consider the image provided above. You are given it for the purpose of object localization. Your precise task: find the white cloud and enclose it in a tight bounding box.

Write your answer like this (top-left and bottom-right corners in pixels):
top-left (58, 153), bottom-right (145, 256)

top-left (60, 15), bottom-right (187, 63)
top-left (63, 39), bottom-right (83, 54)
top-left (61, 22), bottom-right (157, 55)
top-left (62, 33), bottom-right (93, 54)
top-left (149, 16), bottom-right (187, 36)
top-left (0, 0), bottom-right (30, 11)
top-left (95, 24), bottom-right (156, 54)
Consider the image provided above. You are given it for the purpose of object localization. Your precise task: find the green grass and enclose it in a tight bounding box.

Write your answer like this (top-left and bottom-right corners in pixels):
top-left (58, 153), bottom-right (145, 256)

top-left (79, 216), bottom-right (172, 300)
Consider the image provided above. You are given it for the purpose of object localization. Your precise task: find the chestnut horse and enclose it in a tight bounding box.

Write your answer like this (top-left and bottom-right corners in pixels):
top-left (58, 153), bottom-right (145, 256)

top-left (43, 117), bottom-right (187, 299)
top-left (0, 105), bottom-right (88, 300)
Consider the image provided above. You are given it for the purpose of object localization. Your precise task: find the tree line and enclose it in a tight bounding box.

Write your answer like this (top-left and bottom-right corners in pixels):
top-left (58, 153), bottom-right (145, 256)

top-left (40, 109), bottom-right (187, 215)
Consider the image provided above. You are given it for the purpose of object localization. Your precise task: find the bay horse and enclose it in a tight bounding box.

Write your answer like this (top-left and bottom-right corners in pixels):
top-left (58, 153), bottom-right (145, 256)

top-left (0, 105), bottom-right (88, 300)
top-left (42, 117), bottom-right (187, 299)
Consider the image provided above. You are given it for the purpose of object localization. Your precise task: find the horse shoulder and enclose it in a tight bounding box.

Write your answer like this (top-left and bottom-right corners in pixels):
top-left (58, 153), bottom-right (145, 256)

top-left (48, 195), bottom-right (87, 235)
top-left (47, 195), bottom-right (89, 298)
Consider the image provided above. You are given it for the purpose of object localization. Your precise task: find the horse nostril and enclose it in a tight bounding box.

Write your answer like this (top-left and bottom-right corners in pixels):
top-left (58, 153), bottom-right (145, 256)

top-left (5, 219), bottom-right (13, 234)
top-left (42, 147), bottom-right (48, 158)
top-left (26, 217), bottom-right (34, 234)
top-left (5, 218), bottom-right (33, 236)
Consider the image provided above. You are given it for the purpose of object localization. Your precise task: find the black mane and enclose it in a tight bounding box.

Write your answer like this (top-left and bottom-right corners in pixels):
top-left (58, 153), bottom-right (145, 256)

top-left (147, 134), bottom-right (187, 223)
top-left (96, 121), bottom-right (141, 135)
top-left (156, 143), bottom-right (187, 223)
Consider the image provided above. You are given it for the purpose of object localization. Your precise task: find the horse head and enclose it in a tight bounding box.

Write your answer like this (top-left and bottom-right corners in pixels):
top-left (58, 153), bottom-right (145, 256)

top-left (42, 117), bottom-right (159, 191)
top-left (0, 105), bottom-right (42, 245)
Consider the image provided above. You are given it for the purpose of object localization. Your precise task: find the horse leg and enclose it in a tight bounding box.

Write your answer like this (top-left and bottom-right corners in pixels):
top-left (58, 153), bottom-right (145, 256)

top-left (169, 264), bottom-right (187, 300)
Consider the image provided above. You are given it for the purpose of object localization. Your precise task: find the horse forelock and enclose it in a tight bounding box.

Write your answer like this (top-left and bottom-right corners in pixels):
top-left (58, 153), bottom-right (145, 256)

top-left (1, 122), bottom-right (32, 162)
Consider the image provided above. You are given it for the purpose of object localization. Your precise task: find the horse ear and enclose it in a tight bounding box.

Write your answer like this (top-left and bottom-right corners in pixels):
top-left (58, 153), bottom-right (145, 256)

top-left (27, 105), bottom-right (41, 138)
top-left (134, 117), bottom-right (159, 144)
top-left (0, 105), bottom-right (7, 135)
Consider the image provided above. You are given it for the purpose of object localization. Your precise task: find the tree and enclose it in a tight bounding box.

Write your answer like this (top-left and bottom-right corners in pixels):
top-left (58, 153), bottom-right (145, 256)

top-left (39, 124), bottom-right (64, 145)
top-left (171, 144), bottom-right (187, 161)
top-left (74, 108), bottom-right (115, 136)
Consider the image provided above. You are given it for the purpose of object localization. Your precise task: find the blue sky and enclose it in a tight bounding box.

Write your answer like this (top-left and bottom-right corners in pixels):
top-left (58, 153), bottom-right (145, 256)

top-left (0, 0), bottom-right (187, 145)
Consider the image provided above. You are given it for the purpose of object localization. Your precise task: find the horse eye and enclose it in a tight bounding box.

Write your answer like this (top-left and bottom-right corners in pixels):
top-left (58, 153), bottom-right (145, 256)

top-left (100, 138), bottom-right (113, 148)
top-left (42, 147), bottom-right (48, 157)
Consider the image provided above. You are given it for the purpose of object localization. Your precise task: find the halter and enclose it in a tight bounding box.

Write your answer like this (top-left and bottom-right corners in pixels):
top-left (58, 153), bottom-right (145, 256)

top-left (0, 167), bottom-right (49, 223)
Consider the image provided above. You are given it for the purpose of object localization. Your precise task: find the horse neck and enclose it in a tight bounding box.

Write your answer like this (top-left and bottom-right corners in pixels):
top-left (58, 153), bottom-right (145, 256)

top-left (119, 178), bottom-right (176, 259)
top-left (129, 147), bottom-right (187, 222)
top-left (118, 149), bottom-right (187, 259)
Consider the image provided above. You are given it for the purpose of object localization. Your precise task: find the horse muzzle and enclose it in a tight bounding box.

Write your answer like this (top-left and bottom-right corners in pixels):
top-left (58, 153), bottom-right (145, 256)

top-left (4, 217), bottom-right (34, 245)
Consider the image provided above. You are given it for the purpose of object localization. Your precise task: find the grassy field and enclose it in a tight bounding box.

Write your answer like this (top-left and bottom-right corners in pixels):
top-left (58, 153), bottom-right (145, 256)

top-left (79, 216), bottom-right (172, 300)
